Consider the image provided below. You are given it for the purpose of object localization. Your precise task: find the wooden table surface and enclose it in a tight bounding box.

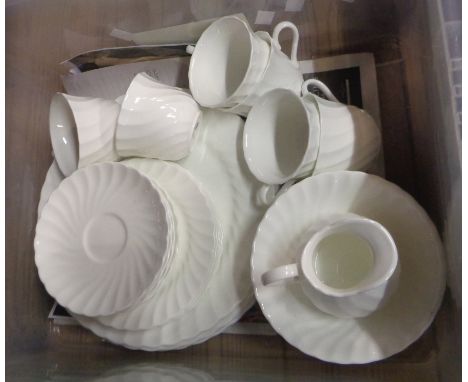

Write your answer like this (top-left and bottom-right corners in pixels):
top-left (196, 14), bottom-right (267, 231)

top-left (6, 0), bottom-right (460, 381)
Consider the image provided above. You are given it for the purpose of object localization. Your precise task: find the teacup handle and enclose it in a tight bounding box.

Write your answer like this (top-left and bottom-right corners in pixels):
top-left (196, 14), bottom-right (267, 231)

top-left (262, 263), bottom-right (299, 285)
top-left (272, 21), bottom-right (299, 66)
top-left (302, 78), bottom-right (339, 102)
top-left (256, 179), bottom-right (296, 206)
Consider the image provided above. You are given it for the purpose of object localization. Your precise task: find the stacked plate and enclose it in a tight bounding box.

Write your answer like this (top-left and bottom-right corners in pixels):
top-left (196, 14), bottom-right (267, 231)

top-left (37, 109), bottom-right (267, 350)
top-left (36, 154), bottom-right (224, 332)
top-left (35, 162), bottom-right (176, 317)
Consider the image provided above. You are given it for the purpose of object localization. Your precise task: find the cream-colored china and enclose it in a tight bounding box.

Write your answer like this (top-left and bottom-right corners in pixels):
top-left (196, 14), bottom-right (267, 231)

top-left (49, 93), bottom-right (120, 177)
top-left (34, 163), bottom-right (173, 317)
top-left (252, 171), bottom-right (446, 364)
top-left (301, 79), bottom-right (382, 174)
top-left (96, 159), bottom-right (222, 330)
top-left (189, 19), bottom-right (303, 111)
top-left (73, 110), bottom-right (268, 350)
top-left (38, 157), bottom-right (252, 349)
top-left (243, 88), bottom-right (320, 186)
top-left (116, 73), bottom-right (201, 161)
top-left (220, 27), bottom-right (303, 116)
top-left (188, 15), bottom-right (270, 108)
top-left (262, 214), bottom-right (400, 318)
top-left (37, 160), bottom-right (63, 217)
top-left (244, 80), bottom-right (382, 204)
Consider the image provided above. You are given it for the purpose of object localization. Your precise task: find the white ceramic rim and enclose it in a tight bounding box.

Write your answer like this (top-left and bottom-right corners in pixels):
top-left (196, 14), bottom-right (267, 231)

top-left (95, 157), bottom-right (222, 329)
top-left (301, 216), bottom-right (399, 297)
top-left (34, 162), bottom-right (173, 316)
top-left (49, 93), bottom-right (79, 177)
top-left (217, 31), bottom-right (274, 114)
top-left (251, 170), bottom-right (446, 363)
top-left (37, 158), bottom-right (257, 350)
top-left (188, 15), bottom-right (265, 108)
top-left (243, 88), bottom-right (320, 185)
top-left (70, 110), bottom-right (266, 349)
top-left (116, 73), bottom-right (200, 160)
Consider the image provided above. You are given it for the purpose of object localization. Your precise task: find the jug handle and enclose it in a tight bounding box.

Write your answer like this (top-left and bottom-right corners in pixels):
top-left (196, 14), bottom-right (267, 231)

top-left (272, 21), bottom-right (299, 66)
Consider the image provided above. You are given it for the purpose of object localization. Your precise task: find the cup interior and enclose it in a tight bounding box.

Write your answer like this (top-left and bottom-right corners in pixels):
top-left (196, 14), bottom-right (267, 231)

top-left (49, 94), bottom-right (79, 176)
top-left (189, 17), bottom-right (252, 107)
top-left (302, 218), bottom-right (398, 294)
top-left (312, 231), bottom-right (374, 289)
top-left (244, 89), bottom-right (309, 184)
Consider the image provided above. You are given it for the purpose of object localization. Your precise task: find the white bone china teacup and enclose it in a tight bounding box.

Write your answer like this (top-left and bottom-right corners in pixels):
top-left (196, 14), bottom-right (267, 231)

top-left (49, 93), bottom-right (120, 177)
top-left (219, 26), bottom-right (304, 116)
top-left (188, 16), bottom-right (303, 110)
top-left (261, 214), bottom-right (400, 318)
top-left (243, 87), bottom-right (321, 205)
top-left (243, 80), bottom-right (382, 205)
top-left (188, 15), bottom-right (269, 108)
top-left (301, 79), bottom-right (382, 175)
top-left (115, 73), bottom-right (201, 161)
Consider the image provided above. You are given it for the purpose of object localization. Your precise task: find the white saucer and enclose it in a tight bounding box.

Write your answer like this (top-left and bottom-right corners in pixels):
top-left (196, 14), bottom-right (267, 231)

top-left (37, 163), bottom-right (178, 294)
top-left (37, 159), bottom-right (63, 217)
top-left (40, 110), bottom-right (266, 349)
top-left (251, 171), bottom-right (446, 364)
top-left (37, 159), bottom-right (222, 330)
top-left (37, 160), bottom-right (251, 347)
top-left (35, 163), bottom-right (172, 317)
top-left (96, 159), bottom-right (222, 329)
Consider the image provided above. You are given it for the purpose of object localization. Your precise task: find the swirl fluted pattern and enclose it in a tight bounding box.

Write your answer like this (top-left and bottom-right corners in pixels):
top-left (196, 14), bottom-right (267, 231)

top-left (35, 163), bottom-right (171, 317)
top-left (96, 158), bottom-right (222, 330)
top-left (116, 73), bottom-right (200, 161)
top-left (64, 95), bottom-right (121, 169)
top-left (314, 102), bottom-right (382, 174)
top-left (37, 160), bottom-right (64, 217)
top-left (251, 171), bottom-right (445, 363)
top-left (73, 110), bottom-right (267, 349)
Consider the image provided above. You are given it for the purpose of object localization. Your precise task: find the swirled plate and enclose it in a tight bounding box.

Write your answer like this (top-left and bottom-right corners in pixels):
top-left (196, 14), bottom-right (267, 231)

top-left (251, 171), bottom-right (446, 364)
top-left (37, 165), bottom-right (251, 345)
top-left (73, 109), bottom-right (267, 349)
top-left (34, 163), bottom-right (171, 317)
top-left (37, 159), bottom-right (63, 217)
top-left (96, 158), bottom-right (222, 329)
